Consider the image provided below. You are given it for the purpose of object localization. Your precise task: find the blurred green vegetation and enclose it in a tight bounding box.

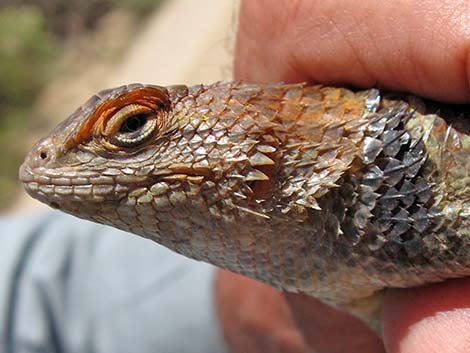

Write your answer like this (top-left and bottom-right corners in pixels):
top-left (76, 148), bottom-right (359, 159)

top-left (0, 6), bottom-right (57, 108)
top-left (0, 0), bottom-right (165, 209)
top-left (0, 0), bottom-right (164, 36)
top-left (0, 6), bottom-right (57, 205)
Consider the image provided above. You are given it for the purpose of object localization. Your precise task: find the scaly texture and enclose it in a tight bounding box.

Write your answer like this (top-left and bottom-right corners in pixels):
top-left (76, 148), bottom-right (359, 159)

top-left (19, 82), bottom-right (470, 331)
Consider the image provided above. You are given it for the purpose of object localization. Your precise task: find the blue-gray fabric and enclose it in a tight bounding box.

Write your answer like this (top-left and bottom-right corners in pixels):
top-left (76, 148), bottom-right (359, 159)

top-left (0, 211), bottom-right (228, 353)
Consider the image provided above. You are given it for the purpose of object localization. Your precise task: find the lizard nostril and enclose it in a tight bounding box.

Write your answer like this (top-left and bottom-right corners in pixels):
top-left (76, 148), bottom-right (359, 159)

top-left (24, 138), bottom-right (57, 169)
top-left (33, 144), bottom-right (55, 167)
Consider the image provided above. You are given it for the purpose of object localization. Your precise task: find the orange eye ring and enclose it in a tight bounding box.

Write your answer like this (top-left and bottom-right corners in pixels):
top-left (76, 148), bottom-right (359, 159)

top-left (69, 86), bottom-right (170, 149)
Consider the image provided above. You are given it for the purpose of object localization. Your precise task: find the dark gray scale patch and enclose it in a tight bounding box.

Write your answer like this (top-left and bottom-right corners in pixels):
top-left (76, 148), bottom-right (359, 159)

top-left (335, 102), bottom-right (458, 273)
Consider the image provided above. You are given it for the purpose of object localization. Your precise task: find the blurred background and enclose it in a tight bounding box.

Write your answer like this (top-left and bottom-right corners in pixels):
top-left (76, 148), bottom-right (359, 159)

top-left (1, 0), bottom-right (236, 213)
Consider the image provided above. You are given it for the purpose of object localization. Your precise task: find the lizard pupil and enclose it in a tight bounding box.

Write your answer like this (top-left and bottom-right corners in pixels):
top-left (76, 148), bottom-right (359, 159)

top-left (119, 114), bottom-right (147, 133)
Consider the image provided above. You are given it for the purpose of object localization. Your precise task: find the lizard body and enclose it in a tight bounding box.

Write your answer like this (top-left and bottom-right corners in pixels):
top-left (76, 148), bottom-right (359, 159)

top-left (19, 82), bottom-right (470, 330)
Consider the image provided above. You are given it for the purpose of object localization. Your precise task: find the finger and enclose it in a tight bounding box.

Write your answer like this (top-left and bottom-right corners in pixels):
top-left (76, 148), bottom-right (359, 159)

top-left (284, 293), bottom-right (385, 353)
top-left (215, 270), bottom-right (309, 353)
top-left (235, 0), bottom-right (470, 102)
top-left (382, 278), bottom-right (470, 353)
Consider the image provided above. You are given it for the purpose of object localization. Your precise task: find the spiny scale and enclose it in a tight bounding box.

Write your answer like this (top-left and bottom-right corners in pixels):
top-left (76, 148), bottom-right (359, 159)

top-left (19, 82), bottom-right (469, 331)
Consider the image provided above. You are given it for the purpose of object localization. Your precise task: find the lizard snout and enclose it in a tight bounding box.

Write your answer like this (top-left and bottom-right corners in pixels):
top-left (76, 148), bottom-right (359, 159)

top-left (23, 138), bottom-right (58, 170)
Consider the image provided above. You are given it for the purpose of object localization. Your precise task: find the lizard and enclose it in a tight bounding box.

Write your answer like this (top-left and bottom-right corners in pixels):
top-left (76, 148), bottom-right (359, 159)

top-left (19, 82), bottom-right (470, 331)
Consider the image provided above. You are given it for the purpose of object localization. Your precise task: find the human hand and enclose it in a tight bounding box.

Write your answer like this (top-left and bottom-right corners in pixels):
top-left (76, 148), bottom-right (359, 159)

top-left (216, 270), bottom-right (384, 353)
top-left (217, 271), bottom-right (470, 353)
top-left (216, 1), bottom-right (470, 352)
top-left (234, 0), bottom-right (470, 102)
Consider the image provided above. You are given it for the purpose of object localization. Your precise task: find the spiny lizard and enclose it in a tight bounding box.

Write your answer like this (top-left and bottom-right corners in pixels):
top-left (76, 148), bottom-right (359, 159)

top-left (19, 82), bottom-right (470, 330)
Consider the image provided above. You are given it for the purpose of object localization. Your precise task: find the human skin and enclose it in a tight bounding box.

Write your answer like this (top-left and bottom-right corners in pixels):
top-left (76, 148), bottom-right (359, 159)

top-left (215, 1), bottom-right (470, 352)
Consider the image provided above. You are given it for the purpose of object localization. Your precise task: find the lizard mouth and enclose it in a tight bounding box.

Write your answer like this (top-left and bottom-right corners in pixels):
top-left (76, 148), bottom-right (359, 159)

top-left (18, 161), bottom-right (119, 185)
top-left (18, 162), bottom-right (130, 204)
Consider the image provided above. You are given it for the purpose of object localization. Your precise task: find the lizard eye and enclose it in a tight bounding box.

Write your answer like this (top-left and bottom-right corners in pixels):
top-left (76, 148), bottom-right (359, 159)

top-left (119, 113), bottom-right (148, 133)
top-left (104, 104), bottom-right (158, 147)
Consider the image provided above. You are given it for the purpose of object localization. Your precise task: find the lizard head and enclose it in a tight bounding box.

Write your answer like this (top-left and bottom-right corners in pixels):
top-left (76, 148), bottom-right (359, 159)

top-left (19, 82), bottom-right (289, 269)
top-left (20, 84), bottom-right (178, 213)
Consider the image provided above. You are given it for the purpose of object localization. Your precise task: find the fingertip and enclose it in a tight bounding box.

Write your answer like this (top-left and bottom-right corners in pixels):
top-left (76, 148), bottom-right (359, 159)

top-left (382, 278), bottom-right (470, 353)
top-left (235, 0), bottom-right (470, 101)
top-left (284, 293), bottom-right (385, 353)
